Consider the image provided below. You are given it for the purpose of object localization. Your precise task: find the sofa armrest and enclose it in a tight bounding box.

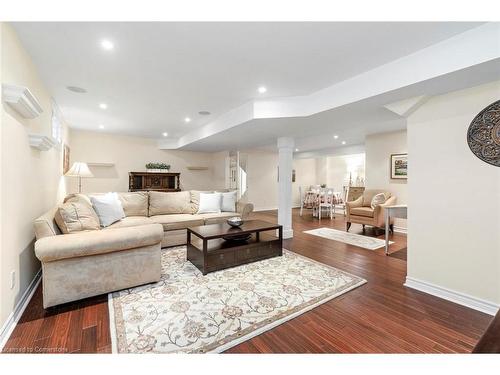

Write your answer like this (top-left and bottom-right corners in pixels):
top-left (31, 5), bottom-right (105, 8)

top-left (35, 224), bottom-right (163, 263)
top-left (237, 202), bottom-right (254, 219)
top-left (345, 196), bottom-right (363, 214)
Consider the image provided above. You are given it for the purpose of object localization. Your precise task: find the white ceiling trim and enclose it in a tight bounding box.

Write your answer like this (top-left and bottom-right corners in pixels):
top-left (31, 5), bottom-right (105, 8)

top-left (384, 95), bottom-right (430, 117)
top-left (160, 23), bottom-right (500, 150)
top-left (294, 144), bottom-right (366, 160)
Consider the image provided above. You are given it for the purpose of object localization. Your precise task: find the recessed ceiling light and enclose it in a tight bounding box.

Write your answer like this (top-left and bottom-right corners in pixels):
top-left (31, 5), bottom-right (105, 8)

top-left (162, 132), bottom-right (168, 137)
top-left (99, 103), bottom-right (107, 110)
top-left (184, 117), bottom-right (191, 123)
top-left (341, 141), bottom-right (346, 145)
top-left (333, 135), bottom-right (339, 139)
top-left (98, 124), bottom-right (104, 129)
top-left (295, 148), bottom-right (299, 152)
top-left (100, 39), bottom-right (114, 51)
top-left (66, 86), bottom-right (87, 93)
top-left (198, 111), bottom-right (211, 116)
top-left (257, 86), bottom-right (267, 94)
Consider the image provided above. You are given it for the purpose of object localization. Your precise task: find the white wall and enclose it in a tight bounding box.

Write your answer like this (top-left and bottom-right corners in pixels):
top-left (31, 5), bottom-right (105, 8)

top-left (68, 129), bottom-right (216, 194)
top-left (365, 130), bottom-right (407, 230)
top-left (216, 149), bottom-right (317, 211)
top-left (240, 149), bottom-right (363, 211)
top-left (0, 23), bottom-right (70, 328)
top-left (326, 153), bottom-right (365, 190)
top-left (315, 157), bottom-right (327, 186)
top-left (211, 151), bottom-right (229, 190)
top-left (244, 150), bottom-right (279, 211)
top-left (292, 158), bottom-right (317, 206)
top-left (407, 81), bottom-right (500, 308)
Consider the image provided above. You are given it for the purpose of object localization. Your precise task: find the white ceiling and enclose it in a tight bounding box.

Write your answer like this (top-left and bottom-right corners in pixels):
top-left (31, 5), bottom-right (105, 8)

top-left (181, 57), bottom-right (500, 153)
top-left (12, 22), bottom-right (484, 143)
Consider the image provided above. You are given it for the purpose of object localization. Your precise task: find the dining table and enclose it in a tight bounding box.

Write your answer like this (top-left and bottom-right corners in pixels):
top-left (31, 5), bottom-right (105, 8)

top-left (302, 190), bottom-right (344, 217)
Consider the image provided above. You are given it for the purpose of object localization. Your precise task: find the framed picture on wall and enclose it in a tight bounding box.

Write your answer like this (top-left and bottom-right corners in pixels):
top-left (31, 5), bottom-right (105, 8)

top-left (63, 143), bottom-right (70, 174)
top-left (277, 167), bottom-right (296, 182)
top-left (390, 153), bottom-right (407, 179)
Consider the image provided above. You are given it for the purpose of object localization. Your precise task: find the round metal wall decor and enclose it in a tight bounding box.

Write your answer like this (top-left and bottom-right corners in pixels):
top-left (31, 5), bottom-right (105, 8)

top-left (467, 99), bottom-right (500, 167)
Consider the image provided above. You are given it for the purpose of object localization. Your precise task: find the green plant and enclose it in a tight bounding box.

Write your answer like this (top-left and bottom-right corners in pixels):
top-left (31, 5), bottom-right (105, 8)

top-left (145, 162), bottom-right (171, 170)
top-left (320, 183), bottom-right (327, 188)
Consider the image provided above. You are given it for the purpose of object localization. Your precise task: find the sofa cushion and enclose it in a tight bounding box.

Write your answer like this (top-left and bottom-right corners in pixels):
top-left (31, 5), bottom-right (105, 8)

top-left (149, 191), bottom-right (193, 215)
top-left (221, 191), bottom-right (237, 212)
top-left (150, 214), bottom-right (204, 231)
top-left (54, 201), bottom-right (100, 234)
top-left (106, 216), bottom-right (154, 229)
top-left (362, 190), bottom-right (391, 207)
top-left (190, 190), bottom-right (213, 213)
top-left (197, 211), bottom-right (240, 225)
top-left (370, 193), bottom-right (387, 209)
top-left (350, 207), bottom-right (375, 218)
top-left (90, 193), bottom-right (126, 227)
top-left (117, 192), bottom-right (149, 216)
top-left (34, 206), bottom-right (62, 240)
top-left (65, 192), bottom-right (148, 217)
top-left (197, 192), bottom-right (222, 214)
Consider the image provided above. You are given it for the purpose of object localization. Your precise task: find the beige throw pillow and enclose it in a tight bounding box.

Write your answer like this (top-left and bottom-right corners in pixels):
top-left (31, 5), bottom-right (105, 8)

top-left (370, 193), bottom-right (386, 209)
top-left (117, 192), bottom-right (149, 216)
top-left (54, 202), bottom-right (100, 234)
top-left (149, 191), bottom-right (193, 215)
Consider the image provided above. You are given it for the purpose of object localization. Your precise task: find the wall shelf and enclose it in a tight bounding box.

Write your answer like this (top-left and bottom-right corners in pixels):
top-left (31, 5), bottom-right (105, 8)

top-left (29, 134), bottom-right (57, 151)
top-left (2, 84), bottom-right (43, 119)
top-left (87, 162), bottom-right (115, 167)
top-left (187, 166), bottom-right (210, 171)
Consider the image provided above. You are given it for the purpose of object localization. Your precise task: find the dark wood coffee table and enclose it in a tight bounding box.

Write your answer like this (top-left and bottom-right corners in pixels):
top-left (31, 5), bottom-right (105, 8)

top-left (186, 220), bottom-right (283, 275)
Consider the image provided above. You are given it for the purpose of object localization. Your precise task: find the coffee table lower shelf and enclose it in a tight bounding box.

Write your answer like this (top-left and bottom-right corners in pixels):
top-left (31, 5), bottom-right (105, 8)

top-left (187, 227), bottom-right (283, 275)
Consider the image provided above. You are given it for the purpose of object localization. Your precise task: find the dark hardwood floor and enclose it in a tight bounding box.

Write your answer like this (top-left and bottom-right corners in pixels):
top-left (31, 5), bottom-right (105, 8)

top-left (2, 209), bottom-right (493, 353)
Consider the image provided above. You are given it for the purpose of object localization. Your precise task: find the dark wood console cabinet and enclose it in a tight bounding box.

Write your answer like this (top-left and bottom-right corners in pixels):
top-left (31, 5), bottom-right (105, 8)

top-left (128, 172), bottom-right (181, 192)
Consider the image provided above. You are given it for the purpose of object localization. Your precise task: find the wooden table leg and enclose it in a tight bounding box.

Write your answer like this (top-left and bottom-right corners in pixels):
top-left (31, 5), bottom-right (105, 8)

top-left (385, 209), bottom-right (390, 255)
top-left (202, 239), bottom-right (208, 275)
top-left (186, 230), bottom-right (191, 261)
top-left (278, 226), bottom-right (283, 256)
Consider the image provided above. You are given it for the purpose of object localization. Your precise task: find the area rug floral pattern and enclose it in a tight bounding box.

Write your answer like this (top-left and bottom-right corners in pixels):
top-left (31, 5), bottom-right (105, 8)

top-left (108, 246), bottom-right (366, 353)
top-left (304, 227), bottom-right (393, 250)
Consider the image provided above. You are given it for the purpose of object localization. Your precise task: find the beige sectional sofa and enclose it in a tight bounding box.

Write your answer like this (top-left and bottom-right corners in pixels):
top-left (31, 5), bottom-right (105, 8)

top-left (33, 190), bottom-right (253, 308)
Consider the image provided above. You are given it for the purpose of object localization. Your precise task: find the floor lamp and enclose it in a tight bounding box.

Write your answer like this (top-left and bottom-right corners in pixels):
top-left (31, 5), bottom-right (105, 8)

top-left (65, 162), bottom-right (93, 193)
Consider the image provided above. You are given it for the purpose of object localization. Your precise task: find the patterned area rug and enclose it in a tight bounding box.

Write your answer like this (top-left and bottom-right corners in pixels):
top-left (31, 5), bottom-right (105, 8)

top-left (108, 246), bottom-right (366, 353)
top-left (304, 227), bottom-right (393, 250)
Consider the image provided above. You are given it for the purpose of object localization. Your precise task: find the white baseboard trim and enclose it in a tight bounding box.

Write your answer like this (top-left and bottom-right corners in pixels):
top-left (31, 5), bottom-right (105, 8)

top-left (393, 226), bottom-right (407, 234)
top-left (0, 269), bottom-right (42, 351)
top-left (404, 276), bottom-right (499, 316)
top-left (253, 206), bottom-right (278, 212)
top-left (282, 229), bottom-right (294, 239)
top-left (253, 205), bottom-right (301, 212)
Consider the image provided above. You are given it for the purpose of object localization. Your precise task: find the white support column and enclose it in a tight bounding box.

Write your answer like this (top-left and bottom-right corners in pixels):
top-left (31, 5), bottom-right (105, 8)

top-left (277, 137), bottom-right (294, 239)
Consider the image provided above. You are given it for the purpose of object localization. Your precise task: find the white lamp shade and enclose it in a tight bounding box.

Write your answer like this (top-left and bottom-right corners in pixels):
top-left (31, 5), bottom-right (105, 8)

top-left (65, 162), bottom-right (93, 177)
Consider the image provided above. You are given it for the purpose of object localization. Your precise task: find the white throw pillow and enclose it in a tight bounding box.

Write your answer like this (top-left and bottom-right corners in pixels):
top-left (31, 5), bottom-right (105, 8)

top-left (370, 193), bottom-right (386, 209)
top-left (197, 192), bottom-right (222, 214)
top-left (90, 192), bottom-right (125, 227)
top-left (221, 191), bottom-right (237, 212)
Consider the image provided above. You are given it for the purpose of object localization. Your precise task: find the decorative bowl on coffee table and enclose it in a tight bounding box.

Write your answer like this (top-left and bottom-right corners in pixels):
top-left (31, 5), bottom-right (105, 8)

top-left (226, 217), bottom-right (243, 227)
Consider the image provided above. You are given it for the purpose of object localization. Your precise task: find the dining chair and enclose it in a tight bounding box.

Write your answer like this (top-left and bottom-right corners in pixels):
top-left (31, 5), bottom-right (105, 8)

top-left (332, 189), bottom-right (347, 217)
top-left (299, 186), bottom-right (304, 216)
top-left (300, 186), bottom-right (317, 216)
top-left (318, 187), bottom-right (334, 220)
